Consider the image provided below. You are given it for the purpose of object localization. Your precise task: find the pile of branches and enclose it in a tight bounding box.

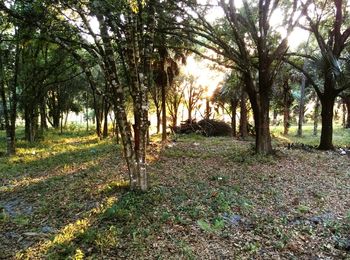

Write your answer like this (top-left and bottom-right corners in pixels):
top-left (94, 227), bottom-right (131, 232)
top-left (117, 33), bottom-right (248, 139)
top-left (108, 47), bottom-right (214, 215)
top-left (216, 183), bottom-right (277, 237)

top-left (173, 119), bottom-right (232, 137)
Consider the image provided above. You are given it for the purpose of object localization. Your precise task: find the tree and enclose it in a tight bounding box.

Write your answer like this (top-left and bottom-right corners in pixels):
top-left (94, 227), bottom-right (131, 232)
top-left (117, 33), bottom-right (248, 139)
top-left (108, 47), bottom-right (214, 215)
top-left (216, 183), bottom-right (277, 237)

top-left (171, 0), bottom-right (303, 154)
top-left (0, 11), bottom-right (20, 155)
top-left (166, 75), bottom-right (185, 128)
top-left (297, 0), bottom-right (350, 149)
top-left (341, 93), bottom-right (350, 128)
top-left (183, 75), bottom-right (204, 122)
top-left (153, 48), bottom-right (180, 141)
top-left (213, 72), bottom-right (241, 137)
top-left (271, 66), bottom-right (296, 135)
top-left (0, 0), bottom-right (159, 190)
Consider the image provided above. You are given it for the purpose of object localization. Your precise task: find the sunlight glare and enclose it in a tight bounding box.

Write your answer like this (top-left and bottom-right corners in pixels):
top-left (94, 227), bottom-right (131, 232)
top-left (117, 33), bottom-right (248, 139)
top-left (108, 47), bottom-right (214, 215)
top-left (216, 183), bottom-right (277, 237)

top-left (183, 55), bottom-right (226, 98)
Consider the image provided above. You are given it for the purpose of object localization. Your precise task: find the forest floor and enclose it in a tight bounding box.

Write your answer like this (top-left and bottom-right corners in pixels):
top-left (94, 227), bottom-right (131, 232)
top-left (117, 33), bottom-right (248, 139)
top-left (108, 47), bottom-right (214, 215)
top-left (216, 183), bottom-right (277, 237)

top-left (0, 126), bottom-right (350, 259)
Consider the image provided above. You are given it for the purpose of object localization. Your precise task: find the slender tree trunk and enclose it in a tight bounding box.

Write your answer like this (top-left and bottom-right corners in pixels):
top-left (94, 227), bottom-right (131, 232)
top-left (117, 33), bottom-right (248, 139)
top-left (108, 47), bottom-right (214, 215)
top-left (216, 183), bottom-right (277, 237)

top-left (283, 108), bottom-right (289, 135)
top-left (283, 82), bottom-right (291, 136)
top-left (92, 89), bottom-right (101, 138)
top-left (60, 111), bottom-right (63, 134)
top-left (25, 107), bottom-right (38, 142)
top-left (156, 107), bottom-right (161, 133)
top-left (205, 97), bottom-right (210, 119)
top-left (161, 82), bottom-right (167, 141)
top-left (40, 97), bottom-right (48, 132)
top-left (188, 103), bottom-right (192, 122)
top-left (8, 43), bottom-right (19, 155)
top-left (103, 101), bottom-right (109, 138)
top-left (64, 112), bottom-right (69, 127)
top-left (272, 109), bottom-right (278, 125)
top-left (239, 90), bottom-right (248, 138)
top-left (171, 100), bottom-right (178, 128)
top-left (297, 67), bottom-right (307, 137)
top-left (0, 49), bottom-right (16, 155)
top-left (230, 99), bottom-right (238, 137)
top-left (342, 101), bottom-right (346, 127)
top-left (344, 97), bottom-right (350, 128)
top-left (313, 97), bottom-right (320, 136)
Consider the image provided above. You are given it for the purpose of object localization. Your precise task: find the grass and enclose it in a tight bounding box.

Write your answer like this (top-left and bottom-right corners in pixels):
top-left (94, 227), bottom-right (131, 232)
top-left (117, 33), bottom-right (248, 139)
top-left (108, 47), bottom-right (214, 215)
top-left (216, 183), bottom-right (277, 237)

top-left (0, 124), bottom-right (350, 259)
top-left (271, 124), bottom-right (350, 147)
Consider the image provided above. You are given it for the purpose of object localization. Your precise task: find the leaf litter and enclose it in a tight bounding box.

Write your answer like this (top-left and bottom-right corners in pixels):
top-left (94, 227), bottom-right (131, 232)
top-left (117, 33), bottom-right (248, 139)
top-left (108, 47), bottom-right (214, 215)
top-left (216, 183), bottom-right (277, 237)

top-left (0, 133), bottom-right (349, 259)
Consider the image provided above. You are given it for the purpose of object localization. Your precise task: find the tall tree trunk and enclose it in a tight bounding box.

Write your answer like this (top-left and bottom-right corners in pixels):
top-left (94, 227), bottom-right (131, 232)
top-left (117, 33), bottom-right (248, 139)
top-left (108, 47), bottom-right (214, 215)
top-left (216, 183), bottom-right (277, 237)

top-left (188, 103), bottom-right (192, 122)
top-left (103, 100), bottom-right (109, 138)
top-left (205, 97), bottom-right (211, 119)
top-left (230, 99), bottom-right (238, 137)
top-left (161, 82), bottom-right (167, 141)
top-left (319, 95), bottom-right (336, 150)
top-left (172, 115), bottom-right (177, 129)
top-left (40, 97), bottom-right (48, 132)
top-left (97, 14), bottom-right (140, 189)
top-left (313, 97), bottom-right (320, 136)
top-left (8, 41), bottom-right (19, 155)
top-left (156, 107), bottom-right (161, 133)
top-left (272, 109), bottom-right (278, 125)
top-left (254, 95), bottom-right (272, 154)
top-left (283, 81), bottom-right (291, 136)
top-left (244, 73), bottom-right (273, 155)
top-left (60, 111), bottom-right (63, 134)
top-left (0, 48), bottom-right (16, 155)
top-left (92, 89), bottom-right (101, 138)
top-left (25, 106), bottom-right (38, 142)
top-left (239, 90), bottom-right (248, 138)
top-left (344, 96), bottom-right (350, 128)
top-left (283, 108), bottom-right (289, 135)
top-left (297, 73), bottom-right (306, 137)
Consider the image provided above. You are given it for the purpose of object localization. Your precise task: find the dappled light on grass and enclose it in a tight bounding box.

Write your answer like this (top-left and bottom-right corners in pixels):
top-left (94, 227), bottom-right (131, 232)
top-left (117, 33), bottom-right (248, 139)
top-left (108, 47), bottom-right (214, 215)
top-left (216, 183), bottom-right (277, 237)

top-left (0, 159), bottom-right (100, 194)
top-left (99, 180), bottom-right (130, 194)
top-left (7, 134), bottom-right (103, 164)
top-left (18, 196), bottom-right (118, 259)
top-left (0, 133), bottom-right (115, 195)
top-left (0, 130), bottom-right (128, 258)
top-left (271, 124), bottom-right (350, 147)
top-left (2, 129), bottom-right (350, 258)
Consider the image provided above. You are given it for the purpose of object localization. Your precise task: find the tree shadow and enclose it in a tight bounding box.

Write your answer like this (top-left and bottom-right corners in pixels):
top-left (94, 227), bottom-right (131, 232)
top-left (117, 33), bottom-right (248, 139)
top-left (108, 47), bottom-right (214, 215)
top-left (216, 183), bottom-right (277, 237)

top-left (0, 138), bottom-right (126, 258)
top-left (12, 186), bottom-right (163, 259)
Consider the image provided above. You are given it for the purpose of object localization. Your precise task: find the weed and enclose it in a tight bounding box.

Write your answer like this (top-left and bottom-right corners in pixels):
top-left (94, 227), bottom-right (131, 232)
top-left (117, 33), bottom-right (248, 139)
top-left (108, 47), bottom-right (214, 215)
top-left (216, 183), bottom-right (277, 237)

top-left (296, 204), bottom-right (310, 214)
top-left (244, 241), bottom-right (260, 253)
top-left (197, 218), bottom-right (225, 233)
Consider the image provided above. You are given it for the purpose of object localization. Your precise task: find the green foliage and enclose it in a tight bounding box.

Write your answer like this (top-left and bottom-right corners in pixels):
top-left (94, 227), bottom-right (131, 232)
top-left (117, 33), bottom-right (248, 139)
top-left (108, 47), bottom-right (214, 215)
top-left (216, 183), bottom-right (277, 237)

top-left (197, 218), bottom-right (225, 233)
top-left (296, 205), bottom-right (311, 214)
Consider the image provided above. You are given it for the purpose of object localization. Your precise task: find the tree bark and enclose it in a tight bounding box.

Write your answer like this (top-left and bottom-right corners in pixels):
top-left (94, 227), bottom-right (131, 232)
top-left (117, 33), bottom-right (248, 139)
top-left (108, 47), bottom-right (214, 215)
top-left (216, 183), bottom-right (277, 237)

top-left (254, 96), bottom-right (272, 154)
top-left (244, 73), bottom-right (273, 154)
top-left (319, 95), bottom-right (336, 150)
top-left (239, 89), bottom-right (248, 138)
top-left (92, 88), bottom-right (102, 138)
top-left (0, 47), bottom-right (16, 155)
top-left (283, 80), bottom-right (291, 136)
top-left (40, 97), bottom-right (48, 132)
top-left (103, 100), bottom-right (109, 138)
top-left (161, 81), bottom-right (167, 141)
top-left (297, 72), bottom-right (306, 137)
top-left (313, 97), bottom-right (320, 136)
top-left (230, 99), bottom-right (238, 137)
top-left (24, 106), bottom-right (38, 142)
top-left (156, 107), bottom-right (161, 133)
